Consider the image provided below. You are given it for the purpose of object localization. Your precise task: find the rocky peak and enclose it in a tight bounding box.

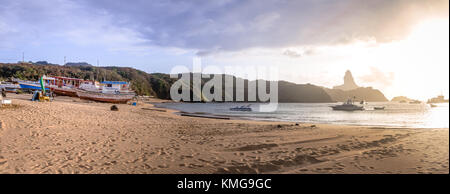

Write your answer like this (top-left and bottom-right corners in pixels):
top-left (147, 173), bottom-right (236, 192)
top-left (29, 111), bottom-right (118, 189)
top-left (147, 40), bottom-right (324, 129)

top-left (333, 70), bottom-right (359, 91)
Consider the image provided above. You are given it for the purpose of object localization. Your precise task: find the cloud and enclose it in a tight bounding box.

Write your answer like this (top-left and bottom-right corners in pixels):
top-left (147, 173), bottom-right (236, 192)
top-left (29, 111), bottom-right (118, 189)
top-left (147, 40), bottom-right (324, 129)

top-left (359, 67), bottom-right (395, 88)
top-left (283, 48), bottom-right (317, 58)
top-left (0, 0), bottom-right (152, 55)
top-left (195, 50), bottom-right (214, 57)
top-left (79, 0), bottom-right (448, 52)
top-left (0, 0), bottom-right (448, 55)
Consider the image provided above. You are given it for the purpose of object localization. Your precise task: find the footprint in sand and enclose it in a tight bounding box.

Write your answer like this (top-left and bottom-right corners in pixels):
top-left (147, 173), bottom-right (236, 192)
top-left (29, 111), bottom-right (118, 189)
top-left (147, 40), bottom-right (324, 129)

top-left (0, 156), bottom-right (7, 169)
top-left (158, 164), bottom-right (169, 168)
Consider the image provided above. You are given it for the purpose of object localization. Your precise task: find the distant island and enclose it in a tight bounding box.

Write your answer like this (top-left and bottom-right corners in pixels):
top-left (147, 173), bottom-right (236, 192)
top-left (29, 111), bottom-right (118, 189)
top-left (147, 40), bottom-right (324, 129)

top-left (390, 95), bottom-right (449, 104)
top-left (427, 95), bottom-right (449, 103)
top-left (391, 96), bottom-right (417, 103)
top-left (0, 63), bottom-right (388, 102)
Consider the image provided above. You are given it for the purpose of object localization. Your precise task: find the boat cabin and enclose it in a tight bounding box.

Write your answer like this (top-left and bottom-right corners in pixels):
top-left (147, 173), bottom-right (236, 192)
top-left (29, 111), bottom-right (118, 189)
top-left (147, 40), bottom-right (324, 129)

top-left (52, 76), bottom-right (90, 87)
top-left (101, 81), bottom-right (130, 91)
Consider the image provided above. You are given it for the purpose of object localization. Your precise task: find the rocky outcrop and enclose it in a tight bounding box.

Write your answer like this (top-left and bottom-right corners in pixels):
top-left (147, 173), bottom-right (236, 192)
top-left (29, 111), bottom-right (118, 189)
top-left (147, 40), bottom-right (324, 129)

top-left (326, 70), bottom-right (388, 102)
top-left (333, 70), bottom-right (359, 91)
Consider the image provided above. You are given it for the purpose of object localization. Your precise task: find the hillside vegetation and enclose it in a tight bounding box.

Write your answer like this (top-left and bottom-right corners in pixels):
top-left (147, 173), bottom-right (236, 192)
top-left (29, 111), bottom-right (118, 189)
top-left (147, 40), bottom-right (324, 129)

top-left (1, 63), bottom-right (387, 102)
top-left (0, 63), bottom-right (175, 98)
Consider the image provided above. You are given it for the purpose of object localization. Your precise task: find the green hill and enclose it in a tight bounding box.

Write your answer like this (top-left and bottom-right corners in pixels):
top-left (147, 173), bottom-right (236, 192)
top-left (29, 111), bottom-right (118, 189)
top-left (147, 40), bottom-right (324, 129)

top-left (0, 63), bottom-right (176, 98)
top-left (1, 62), bottom-right (386, 102)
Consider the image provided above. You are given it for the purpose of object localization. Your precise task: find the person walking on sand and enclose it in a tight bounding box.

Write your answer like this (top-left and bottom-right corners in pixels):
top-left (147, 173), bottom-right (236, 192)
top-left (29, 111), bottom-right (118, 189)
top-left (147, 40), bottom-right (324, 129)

top-left (1, 88), bottom-right (6, 98)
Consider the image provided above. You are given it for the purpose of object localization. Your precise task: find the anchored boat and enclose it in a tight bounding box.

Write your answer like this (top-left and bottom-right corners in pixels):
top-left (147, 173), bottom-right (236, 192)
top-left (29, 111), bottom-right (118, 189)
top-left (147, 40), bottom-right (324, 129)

top-left (230, 104), bottom-right (252, 111)
top-left (330, 99), bottom-right (364, 111)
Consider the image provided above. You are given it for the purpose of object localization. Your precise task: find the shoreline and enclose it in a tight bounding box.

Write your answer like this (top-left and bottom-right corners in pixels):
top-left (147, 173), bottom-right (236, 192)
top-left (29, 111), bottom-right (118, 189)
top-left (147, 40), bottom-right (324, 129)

top-left (1, 93), bottom-right (448, 174)
top-left (152, 101), bottom-right (449, 130)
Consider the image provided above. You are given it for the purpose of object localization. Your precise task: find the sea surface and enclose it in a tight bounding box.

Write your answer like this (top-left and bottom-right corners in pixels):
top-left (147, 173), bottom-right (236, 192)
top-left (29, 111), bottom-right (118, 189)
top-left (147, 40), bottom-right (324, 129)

top-left (155, 102), bottom-right (449, 128)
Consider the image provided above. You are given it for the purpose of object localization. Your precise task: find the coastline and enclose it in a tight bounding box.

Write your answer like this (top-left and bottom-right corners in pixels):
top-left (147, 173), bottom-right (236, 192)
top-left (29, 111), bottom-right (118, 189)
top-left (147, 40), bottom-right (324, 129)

top-left (154, 102), bottom-right (449, 129)
top-left (1, 93), bottom-right (448, 174)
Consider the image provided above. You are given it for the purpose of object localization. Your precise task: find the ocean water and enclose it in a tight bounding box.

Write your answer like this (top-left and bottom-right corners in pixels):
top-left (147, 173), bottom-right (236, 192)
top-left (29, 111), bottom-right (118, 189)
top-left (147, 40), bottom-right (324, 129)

top-left (155, 102), bottom-right (449, 128)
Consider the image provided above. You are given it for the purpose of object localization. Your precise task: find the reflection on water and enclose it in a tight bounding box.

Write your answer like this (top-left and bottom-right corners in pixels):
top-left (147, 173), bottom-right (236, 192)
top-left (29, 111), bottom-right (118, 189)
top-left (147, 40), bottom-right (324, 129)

top-left (156, 102), bottom-right (449, 128)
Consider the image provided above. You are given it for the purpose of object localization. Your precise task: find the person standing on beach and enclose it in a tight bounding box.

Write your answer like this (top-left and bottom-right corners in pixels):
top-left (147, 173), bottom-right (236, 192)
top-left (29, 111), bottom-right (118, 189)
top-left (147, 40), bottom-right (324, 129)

top-left (1, 88), bottom-right (6, 98)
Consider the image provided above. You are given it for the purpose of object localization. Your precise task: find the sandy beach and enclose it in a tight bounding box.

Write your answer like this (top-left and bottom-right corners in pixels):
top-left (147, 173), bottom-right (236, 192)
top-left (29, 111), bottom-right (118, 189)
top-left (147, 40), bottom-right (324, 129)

top-left (0, 93), bottom-right (448, 174)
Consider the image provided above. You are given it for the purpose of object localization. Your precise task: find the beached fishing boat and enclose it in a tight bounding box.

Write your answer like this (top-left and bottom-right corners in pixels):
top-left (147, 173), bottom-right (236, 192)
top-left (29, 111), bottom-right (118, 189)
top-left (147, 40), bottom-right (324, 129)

top-left (45, 76), bottom-right (97, 97)
top-left (18, 81), bottom-right (50, 91)
top-left (99, 81), bottom-right (134, 94)
top-left (76, 90), bottom-right (135, 103)
top-left (0, 82), bottom-right (20, 93)
top-left (18, 76), bottom-right (91, 96)
top-left (76, 80), bottom-right (135, 103)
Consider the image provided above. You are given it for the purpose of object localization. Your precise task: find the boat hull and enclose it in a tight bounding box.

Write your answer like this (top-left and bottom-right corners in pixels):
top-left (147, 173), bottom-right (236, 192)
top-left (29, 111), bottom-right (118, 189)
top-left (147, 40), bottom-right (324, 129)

top-left (51, 87), bottom-right (78, 97)
top-left (331, 106), bottom-right (364, 111)
top-left (19, 83), bottom-right (50, 91)
top-left (76, 90), bottom-right (135, 103)
top-left (5, 88), bottom-right (18, 93)
top-left (229, 108), bottom-right (252, 111)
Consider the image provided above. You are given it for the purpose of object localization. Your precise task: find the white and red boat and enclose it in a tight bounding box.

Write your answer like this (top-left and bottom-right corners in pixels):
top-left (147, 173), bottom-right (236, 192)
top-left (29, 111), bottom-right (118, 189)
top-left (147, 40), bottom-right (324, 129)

top-left (23, 75), bottom-right (135, 103)
top-left (38, 76), bottom-right (96, 97)
top-left (76, 90), bottom-right (135, 103)
top-left (76, 81), bottom-right (135, 103)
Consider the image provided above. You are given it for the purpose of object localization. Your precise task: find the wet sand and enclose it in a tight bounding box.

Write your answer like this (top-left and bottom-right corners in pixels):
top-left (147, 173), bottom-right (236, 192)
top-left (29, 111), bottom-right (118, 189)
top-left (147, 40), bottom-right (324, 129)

top-left (0, 93), bottom-right (448, 174)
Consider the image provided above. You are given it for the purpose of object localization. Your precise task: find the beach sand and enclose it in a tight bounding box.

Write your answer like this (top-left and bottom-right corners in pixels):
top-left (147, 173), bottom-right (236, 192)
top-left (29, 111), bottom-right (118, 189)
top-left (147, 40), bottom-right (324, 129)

top-left (0, 93), bottom-right (448, 174)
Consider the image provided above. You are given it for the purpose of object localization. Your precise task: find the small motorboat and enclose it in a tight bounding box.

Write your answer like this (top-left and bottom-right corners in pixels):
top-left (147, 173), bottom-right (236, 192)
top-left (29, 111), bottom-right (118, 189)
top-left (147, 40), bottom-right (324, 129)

top-left (330, 99), bottom-right (364, 111)
top-left (374, 106), bottom-right (385, 110)
top-left (230, 104), bottom-right (252, 111)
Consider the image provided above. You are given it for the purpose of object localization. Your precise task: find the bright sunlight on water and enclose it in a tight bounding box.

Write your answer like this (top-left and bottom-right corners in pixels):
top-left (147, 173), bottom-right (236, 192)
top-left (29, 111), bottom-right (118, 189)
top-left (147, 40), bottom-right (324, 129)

top-left (157, 102), bottom-right (449, 128)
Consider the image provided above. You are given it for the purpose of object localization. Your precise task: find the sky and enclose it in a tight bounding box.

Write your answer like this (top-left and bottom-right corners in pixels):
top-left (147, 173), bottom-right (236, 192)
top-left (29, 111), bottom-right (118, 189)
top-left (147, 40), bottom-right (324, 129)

top-left (0, 0), bottom-right (448, 100)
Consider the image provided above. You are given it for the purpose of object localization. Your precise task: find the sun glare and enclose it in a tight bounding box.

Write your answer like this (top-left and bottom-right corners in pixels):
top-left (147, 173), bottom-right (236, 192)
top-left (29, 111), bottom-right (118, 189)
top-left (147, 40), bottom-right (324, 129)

top-left (355, 18), bottom-right (450, 100)
top-left (400, 19), bottom-right (450, 99)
